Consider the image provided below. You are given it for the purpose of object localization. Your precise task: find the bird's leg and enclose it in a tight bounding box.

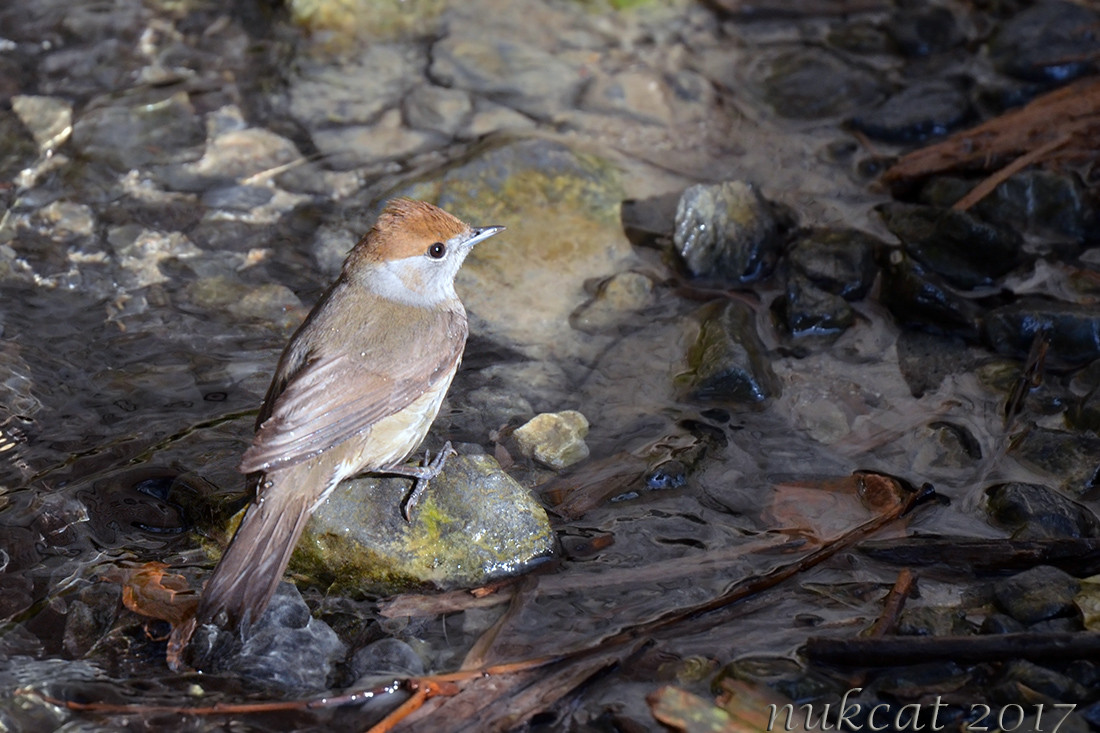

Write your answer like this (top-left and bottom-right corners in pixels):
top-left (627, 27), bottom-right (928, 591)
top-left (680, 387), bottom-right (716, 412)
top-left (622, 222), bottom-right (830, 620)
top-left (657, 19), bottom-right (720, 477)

top-left (359, 442), bottom-right (457, 521)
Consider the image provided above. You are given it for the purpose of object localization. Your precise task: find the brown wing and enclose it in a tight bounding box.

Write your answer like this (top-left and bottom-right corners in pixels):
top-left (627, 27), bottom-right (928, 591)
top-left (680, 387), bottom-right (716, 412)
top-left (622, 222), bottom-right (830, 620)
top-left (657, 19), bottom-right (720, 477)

top-left (239, 288), bottom-right (467, 475)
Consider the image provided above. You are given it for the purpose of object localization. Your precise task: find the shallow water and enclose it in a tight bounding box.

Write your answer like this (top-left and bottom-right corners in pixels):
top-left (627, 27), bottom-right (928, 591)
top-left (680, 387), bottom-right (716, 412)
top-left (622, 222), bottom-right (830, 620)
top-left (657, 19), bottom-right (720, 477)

top-left (1, 0), bottom-right (1099, 730)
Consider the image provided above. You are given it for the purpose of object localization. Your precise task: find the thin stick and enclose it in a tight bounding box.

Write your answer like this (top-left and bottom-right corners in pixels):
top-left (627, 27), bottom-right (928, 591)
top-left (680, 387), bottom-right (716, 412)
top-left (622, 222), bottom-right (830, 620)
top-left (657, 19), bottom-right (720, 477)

top-left (952, 134), bottom-right (1072, 211)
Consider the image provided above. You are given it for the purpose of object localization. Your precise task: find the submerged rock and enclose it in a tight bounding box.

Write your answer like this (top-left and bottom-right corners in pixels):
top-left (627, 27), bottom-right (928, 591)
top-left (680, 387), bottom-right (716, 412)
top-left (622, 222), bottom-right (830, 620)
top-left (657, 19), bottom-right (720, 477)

top-left (876, 249), bottom-right (984, 339)
top-left (988, 0), bottom-right (1100, 84)
top-left (290, 454), bottom-right (554, 595)
top-left (673, 181), bottom-right (783, 283)
top-left (895, 331), bottom-right (977, 397)
top-left (513, 410), bottom-right (590, 470)
top-left (788, 227), bottom-right (880, 300)
top-left (993, 565), bottom-right (1081, 625)
top-left (1008, 427), bottom-right (1100, 499)
top-left (886, 6), bottom-right (965, 57)
top-left (850, 81), bottom-right (971, 143)
top-left (877, 203), bottom-right (1023, 289)
top-left (683, 301), bottom-right (779, 403)
top-left (760, 48), bottom-right (887, 119)
top-left (984, 299), bottom-right (1100, 368)
top-left (777, 272), bottom-right (854, 336)
top-left (571, 271), bottom-right (655, 334)
top-left (71, 92), bottom-right (204, 171)
top-left (986, 482), bottom-right (1100, 540)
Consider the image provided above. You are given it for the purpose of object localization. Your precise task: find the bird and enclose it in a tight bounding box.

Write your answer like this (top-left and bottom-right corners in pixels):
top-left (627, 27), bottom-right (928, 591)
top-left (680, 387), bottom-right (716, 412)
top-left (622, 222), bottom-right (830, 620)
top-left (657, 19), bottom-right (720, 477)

top-left (191, 197), bottom-right (503, 636)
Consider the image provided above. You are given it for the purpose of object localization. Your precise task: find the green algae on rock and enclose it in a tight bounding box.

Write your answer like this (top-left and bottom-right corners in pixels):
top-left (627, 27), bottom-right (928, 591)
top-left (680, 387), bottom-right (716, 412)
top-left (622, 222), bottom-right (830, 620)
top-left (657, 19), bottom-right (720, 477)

top-left (288, 454), bottom-right (554, 595)
top-left (681, 300), bottom-right (779, 404)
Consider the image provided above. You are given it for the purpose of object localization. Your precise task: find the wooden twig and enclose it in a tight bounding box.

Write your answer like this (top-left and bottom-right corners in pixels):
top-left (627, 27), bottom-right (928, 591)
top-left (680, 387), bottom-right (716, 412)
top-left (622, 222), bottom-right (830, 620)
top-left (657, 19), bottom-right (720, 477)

top-left (952, 134), bottom-right (1072, 211)
top-left (868, 568), bottom-right (916, 637)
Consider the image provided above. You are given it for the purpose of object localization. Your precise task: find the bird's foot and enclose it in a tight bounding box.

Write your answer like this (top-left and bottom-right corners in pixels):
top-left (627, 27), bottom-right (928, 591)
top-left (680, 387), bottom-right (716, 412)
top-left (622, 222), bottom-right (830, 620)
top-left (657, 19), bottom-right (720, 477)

top-left (391, 442), bottom-right (456, 521)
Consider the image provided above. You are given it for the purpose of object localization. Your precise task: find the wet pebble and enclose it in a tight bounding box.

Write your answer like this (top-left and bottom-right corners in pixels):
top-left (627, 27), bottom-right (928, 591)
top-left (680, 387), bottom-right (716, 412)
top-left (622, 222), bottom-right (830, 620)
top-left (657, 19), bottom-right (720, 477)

top-left (984, 299), bottom-right (1100, 368)
top-left (289, 44), bottom-right (425, 128)
top-left (877, 202), bottom-right (1022, 289)
top-left (71, 92), bottom-right (204, 171)
top-left (684, 301), bottom-right (779, 403)
top-left (777, 272), bottom-right (854, 336)
top-left (514, 410), bottom-right (590, 470)
top-left (760, 48), bottom-right (886, 119)
top-left (580, 70), bottom-right (673, 127)
top-left (986, 482), bottom-right (1100, 540)
top-left (402, 84), bottom-right (473, 137)
top-left (350, 638), bottom-right (424, 684)
top-left (897, 607), bottom-right (972, 636)
top-left (885, 7), bottom-right (966, 57)
top-left (995, 660), bottom-right (1090, 703)
top-left (673, 181), bottom-right (782, 283)
top-left (993, 565), bottom-right (1081, 625)
top-left (10, 95), bottom-right (71, 152)
top-left (788, 227), bottom-right (880, 300)
top-left (430, 36), bottom-right (585, 120)
top-left (310, 109), bottom-right (444, 170)
top-left (850, 81), bottom-right (971, 143)
top-left (876, 249), bottom-right (984, 339)
top-left (1007, 427), bottom-right (1100, 499)
top-left (988, 0), bottom-right (1100, 84)
top-left (895, 331), bottom-right (977, 398)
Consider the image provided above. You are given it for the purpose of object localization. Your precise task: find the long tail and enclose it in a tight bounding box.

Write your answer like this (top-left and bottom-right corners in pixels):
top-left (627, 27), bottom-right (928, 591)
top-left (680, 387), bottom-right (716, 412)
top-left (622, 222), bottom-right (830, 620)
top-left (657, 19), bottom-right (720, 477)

top-left (194, 473), bottom-right (318, 635)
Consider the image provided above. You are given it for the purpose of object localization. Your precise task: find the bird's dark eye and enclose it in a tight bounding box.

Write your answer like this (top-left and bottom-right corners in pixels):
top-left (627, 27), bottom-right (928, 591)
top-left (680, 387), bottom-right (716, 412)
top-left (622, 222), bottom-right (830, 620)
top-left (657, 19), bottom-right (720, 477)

top-left (428, 242), bottom-right (446, 259)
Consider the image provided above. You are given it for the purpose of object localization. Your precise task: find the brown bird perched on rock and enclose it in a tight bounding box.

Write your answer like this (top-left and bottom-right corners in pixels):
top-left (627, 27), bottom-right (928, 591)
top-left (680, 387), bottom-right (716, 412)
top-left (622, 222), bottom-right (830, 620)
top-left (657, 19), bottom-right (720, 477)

top-left (189, 198), bottom-right (503, 637)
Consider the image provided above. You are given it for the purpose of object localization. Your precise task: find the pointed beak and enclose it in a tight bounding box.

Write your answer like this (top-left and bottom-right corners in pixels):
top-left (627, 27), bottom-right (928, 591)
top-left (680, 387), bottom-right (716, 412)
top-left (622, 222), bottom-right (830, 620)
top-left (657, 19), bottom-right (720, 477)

top-left (466, 225), bottom-right (505, 247)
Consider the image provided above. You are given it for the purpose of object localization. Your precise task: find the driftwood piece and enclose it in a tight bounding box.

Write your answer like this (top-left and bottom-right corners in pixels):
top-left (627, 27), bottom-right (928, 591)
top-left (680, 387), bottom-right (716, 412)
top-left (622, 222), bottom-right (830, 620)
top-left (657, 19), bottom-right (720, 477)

top-left (805, 632), bottom-right (1100, 666)
top-left (883, 77), bottom-right (1100, 187)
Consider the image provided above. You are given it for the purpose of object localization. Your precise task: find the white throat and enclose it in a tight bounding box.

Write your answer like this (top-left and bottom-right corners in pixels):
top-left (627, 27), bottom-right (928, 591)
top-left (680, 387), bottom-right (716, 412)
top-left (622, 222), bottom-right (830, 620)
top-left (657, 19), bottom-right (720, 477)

top-left (365, 257), bottom-right (458, 307)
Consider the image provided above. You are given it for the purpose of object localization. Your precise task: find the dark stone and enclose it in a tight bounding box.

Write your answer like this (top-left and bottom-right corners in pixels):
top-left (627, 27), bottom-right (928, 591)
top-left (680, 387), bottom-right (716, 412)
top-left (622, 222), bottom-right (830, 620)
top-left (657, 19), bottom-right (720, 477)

top-left (761, 48), bottom-right (887, 119)
top-left (1008, 427), bottom-right (1100, 499)
top-left (620, 192), bottom-right (680, 248)
top-left (896, 331), bottom-right (976, 397)
top-left (989, 0), bottom-right (1100, 84)
top-left (981, 613), bottom-right (1026, 634)
top-left (673, 181), bottom-right (784, 283)
top-left (992, 565), bottom-right (1081, 624)
top-left (827, 23), bottom-right (892, 55)
top-left (987, 482), bottom-right (1100, 539)
top-left (886, 7), bottom-right (966, 56)
top-left (778, 273), bottom-right (854, 336)
top-left (997, 660), bottom-right (1090, 702)
top-left (1066, 386), bottom-right (1100, 433)
top-left (851, 81), bottom-right (972, 143)
top-left (349, 638), bottom-right (424, 681)
top-left (787, 227), bottom-right (880, 300)
top-left (897, 607), bottom-right (972, 636)
top-left (684, 301), bottom-right (779, 403)
top-left (878, 203), bottom-right (1023, 289)
top-left (984, 299), bottom-right (1100, 368)
top-left (876, 249), bottom-right (985, 339)
top-left (71, 95), bottom-right (205, 171)
top-left (922, 171), bottom-right (1098, 241)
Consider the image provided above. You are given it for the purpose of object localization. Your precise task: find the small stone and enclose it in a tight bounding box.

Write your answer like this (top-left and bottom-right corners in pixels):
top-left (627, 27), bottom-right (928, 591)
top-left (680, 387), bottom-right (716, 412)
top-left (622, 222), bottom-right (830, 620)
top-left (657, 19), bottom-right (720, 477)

top-left (311, 223), bottom-right (357, 278)
top-left (885, 6), bottom-right (965, 56)
top-left (288, 44), bottom-right (425, 128)
top-left (877, 202), bottom-right (1023, 289)
top-left (759, 48), bottom-right (886, 119)
top-left (1007, 427), bottom-right (1100, 499)
top-left (71, 91), bottom-right (204, 171)
top-left (311, 109), bottom-right (443, 170)
top-left (572, 272), bottom-right (655, 333)
top-left (684, 301), bottom-right (779, 403)
top-left (459, 100), bottom-right (536, 139)
top-left (580, 70), bottom-right (673, 126)
top-left (430, 35), bottom-right (585, 120)
top-left (993, 565), bottom-right (1081, 625)
top-left (402, 84), bottom-right (472, 136)
top-left (34, 201), bottom-right (96, 239)
top-left (350, 638), bottom-right (424, 683)
top-left (989, 0), bottom-right (1100, 84)
top-left (183, 127), bottom-right (303, 182)
top-left (11, 95), bottom-right (72, 151)
top-left (984, 299), bottom-right (1100, 368)
top-left (987, 482), bottom-right (1100, 540)
top-left (850, 81), bottom-right (971, 143)
top-left (787, 228), bottom-right (880, 300)
top-left (108, 228), bottom-right (201, 289)
top-left (514, 411), bottom-right (590, 470)
top-left (778, 273), bottom-right (854, 336)
top-left (877, 249), bottom-right (985, 339)
top-left (897, 607), bottom-right (971, 636)
top-left (673, 181), bottom-right (781, 283)
top-left (228, 284), bottom-right (304, 323)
